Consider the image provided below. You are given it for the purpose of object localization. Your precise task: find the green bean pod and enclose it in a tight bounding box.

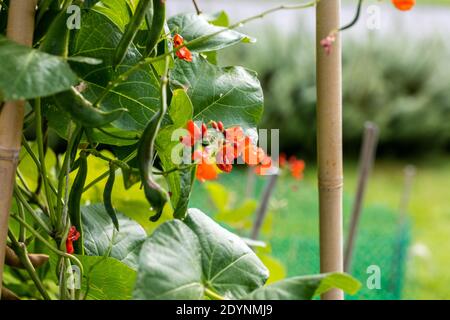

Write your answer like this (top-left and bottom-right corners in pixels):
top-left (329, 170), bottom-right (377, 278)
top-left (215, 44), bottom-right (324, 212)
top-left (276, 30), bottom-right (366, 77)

top-left (113, 0), bottom-right (153, 69)
top-left (69, 127), bottom-right (84, 171)
top-left (39, 2), bottom-right (70, 57)
top-left (68, 152), bottom-right (88, 255)
top-left (137, 111), bottom-right (170, 222)
top-left (103, 163), bottom-right (120, 231)
top-left (144, 1), bottom-right (154, 34)
top-left (53, 87), bottom-right (126, 128)
top-left (145, 0), bottom-right (166, 56)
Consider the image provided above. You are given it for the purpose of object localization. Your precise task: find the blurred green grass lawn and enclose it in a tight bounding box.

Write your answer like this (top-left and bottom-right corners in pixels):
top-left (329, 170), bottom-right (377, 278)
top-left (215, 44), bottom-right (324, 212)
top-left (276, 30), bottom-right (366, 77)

top-left (190, 156), bottom-right (450, 299)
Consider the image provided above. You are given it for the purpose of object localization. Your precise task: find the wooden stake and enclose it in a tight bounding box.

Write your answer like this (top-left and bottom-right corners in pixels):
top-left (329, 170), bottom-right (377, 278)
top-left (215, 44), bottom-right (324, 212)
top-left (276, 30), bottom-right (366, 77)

top-left (0, 0), bottom-right (37, 298)
top-left (316, 0), bottom-right (344, 300)
top-left (251, 173), bottom-right (278, 240)
top-left (344, 122), bottom-right (379, 272)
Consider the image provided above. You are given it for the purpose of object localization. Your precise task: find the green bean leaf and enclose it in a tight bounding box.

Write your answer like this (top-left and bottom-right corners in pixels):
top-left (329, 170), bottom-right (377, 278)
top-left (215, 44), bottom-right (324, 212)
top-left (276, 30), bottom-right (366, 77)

top-left (170, 54), bottom-right (263, 129)
top-left (78, 255), bottom-right (137, 300)
top-left (245, 273), bottom-right (361, 300)
top-left (134, 208), bottom-right (268, 299)
top-left (0, 36), bottom-right (77, 101)
top-left (168, 13), bottom-right (254, 53)
top-left (81, 204), bottom-right (147, 270)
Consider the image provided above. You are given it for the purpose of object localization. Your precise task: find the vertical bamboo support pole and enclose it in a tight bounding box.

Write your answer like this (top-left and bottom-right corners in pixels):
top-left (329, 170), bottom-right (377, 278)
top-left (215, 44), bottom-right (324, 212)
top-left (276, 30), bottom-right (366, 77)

top-left (316, 0), bottom-right (344, 300)
top-left (0, 0), bottom-right (37, 298)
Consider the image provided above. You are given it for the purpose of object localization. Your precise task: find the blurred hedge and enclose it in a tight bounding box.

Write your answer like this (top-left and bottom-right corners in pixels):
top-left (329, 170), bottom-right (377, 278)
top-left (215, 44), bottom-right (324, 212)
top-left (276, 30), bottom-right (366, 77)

top-left (221, 29), bottom-right (450, 158)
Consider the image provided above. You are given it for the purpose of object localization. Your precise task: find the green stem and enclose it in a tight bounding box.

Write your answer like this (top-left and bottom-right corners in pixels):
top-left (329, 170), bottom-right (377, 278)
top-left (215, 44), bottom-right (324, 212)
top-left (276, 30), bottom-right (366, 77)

top-left (192, 0), bottom-right (202, 15)
top-left (17, 200), bottom-right (26, 242)
top-left (21, 135), bottom-right (58, 196)
top-left (82, 149), bottom-right (137, 192)
top-left (85, 148), bottom-right (193, 176)
top-left (204, 287), bottom-right (226, 300)
top-left (95, 127), bottom-right (140, 141)
top-left (10, 213), bottom-right (84, 275)
top-left (35, 98), bottom-right (57, 227)
top-left (339, 0), bottom-right (363, 32)
top-left (56, 125), bottom-right (82, 232)
top-left (58, 258), bottom-right (68, 300)
top-left (16, 184), bottom-right (48, 215)
top-left (8, 231), bottom-right (51, 300)
top-left (14, 185), bottom-right (52, 234)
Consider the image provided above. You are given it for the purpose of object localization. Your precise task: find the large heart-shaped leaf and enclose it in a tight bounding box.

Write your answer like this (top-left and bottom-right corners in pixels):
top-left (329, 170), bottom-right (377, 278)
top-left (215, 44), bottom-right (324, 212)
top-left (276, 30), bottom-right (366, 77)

top-left (78, 255), bottom-right (137, 300)
top-left (133, 220), bottom-right (204, 300)
top-left (134, 209), bottom-right (268, 299)
top-left (69, 11), bottom-right (160, 132)
top-left (184, 208), bottom-right (269, 298)
top-left (0, 36), bottom-right (77, 101)
top-left (81, 204), bottom-right (147, 270)
top-left (245, 273), bottom-right (361, 300)
top-left (168, 13), bottom-right (254, 52)
top-left (170, 55), bottom-right (264, 129)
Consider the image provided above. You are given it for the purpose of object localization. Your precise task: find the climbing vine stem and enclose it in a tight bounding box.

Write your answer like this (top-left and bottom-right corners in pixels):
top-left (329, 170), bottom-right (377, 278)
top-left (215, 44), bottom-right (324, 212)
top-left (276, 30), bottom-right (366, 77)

top-left (35, 98), bottom-right (57, 227)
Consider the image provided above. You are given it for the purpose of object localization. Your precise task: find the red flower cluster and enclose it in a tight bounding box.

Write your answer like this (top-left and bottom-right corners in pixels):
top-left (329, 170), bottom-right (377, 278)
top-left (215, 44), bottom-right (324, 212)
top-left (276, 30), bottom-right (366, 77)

top-left (173, 34), bottom-right (192, 62)
top-left (392, 0), bottom-right (415, 11)
top-left (279, 153), bottom-right (305, 180)
top-left (181, 120), bottom-right (273, 182)
top-left (66, 226), bottom-right (80, 254)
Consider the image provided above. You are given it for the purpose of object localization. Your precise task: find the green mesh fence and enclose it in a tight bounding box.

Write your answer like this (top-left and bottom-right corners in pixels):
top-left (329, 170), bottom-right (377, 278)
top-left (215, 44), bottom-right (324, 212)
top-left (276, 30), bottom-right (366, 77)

top-left (190, 170), bottom-right (410, 300)
top-left (270, 208), bottom-right (410, 300)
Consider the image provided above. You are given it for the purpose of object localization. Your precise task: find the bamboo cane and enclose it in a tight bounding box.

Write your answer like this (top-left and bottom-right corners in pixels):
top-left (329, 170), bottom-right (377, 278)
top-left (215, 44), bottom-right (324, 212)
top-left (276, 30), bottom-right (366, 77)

top-left (0, 0), bottom-right (37, 298)
top-left (316, 0), bottom-right (344, 300)
top-left (344, 122), bottom-right (379, 273)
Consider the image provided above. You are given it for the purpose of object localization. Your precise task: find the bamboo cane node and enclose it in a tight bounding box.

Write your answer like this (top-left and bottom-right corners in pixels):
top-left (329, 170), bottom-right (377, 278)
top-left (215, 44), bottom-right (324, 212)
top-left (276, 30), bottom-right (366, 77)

top-left (0, 146), bottom-right (20, 164)
top-left (318, 177), bottom-right (343, 190)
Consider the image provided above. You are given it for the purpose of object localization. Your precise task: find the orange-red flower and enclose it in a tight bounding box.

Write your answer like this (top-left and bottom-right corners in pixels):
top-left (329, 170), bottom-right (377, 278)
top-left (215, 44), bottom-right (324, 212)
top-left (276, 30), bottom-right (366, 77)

top-left (173, 34), bottom-right (184, 47)
top-left (243, 137), bottom-right (265, 166)
top-left (194, 150), bottom-right (218, 182)
top-left (181, 120), bottom-right (202, 147)
top-left (224, 126), bottom-right (246, 157)
top-left (289, 156), bottom-right (305, 180)
top-left (217, 163), bottom-right (233, 173)
top-left (185, 121), bottom-right (274, 181)
top-left (66, 226), bottom-right (80, 254)
top-left (255, 155), bottom-right (273, 175)
top-left (176, 47), bottom-right (193, 62)
top-left (173, 34), bottom-right (193, 62)
top-left (392, 0), bottom-right (415, 11)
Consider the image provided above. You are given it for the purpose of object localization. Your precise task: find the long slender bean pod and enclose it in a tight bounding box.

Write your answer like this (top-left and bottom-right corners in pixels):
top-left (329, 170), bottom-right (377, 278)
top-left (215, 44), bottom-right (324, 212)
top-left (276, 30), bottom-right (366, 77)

top-left (103, 163), bottom-right (120, 231)
top-left (68, 152), bottom-right (88, 254)
top-left (137, 56), bottom-right (170, 222)
top-left (145, 0), bottom-right (166, 56)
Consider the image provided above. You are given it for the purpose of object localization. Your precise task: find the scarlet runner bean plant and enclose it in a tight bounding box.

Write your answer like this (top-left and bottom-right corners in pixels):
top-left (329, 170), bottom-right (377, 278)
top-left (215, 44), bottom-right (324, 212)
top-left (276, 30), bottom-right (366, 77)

top-left (0, 0), bottom-right (390, 300)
